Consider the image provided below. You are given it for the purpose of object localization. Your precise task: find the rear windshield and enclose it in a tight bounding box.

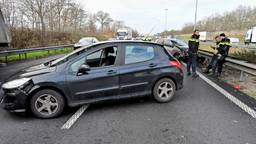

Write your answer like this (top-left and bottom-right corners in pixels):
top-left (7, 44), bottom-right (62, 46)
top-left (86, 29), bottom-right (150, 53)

top-left (159, 45), bottom-right (174, 61)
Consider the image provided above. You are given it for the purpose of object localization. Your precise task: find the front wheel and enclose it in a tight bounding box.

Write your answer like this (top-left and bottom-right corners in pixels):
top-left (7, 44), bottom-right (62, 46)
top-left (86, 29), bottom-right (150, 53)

top-left (153, 78), bottom-right (176, 103)
top-left (30, 89), bottom-right (65, 119)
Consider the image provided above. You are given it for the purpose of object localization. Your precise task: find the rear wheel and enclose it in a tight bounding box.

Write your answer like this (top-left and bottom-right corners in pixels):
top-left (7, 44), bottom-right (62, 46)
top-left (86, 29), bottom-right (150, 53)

top-left (30, 89), bottom-right (65, 119)
top-left (153, 78), bottom-right (176, 103)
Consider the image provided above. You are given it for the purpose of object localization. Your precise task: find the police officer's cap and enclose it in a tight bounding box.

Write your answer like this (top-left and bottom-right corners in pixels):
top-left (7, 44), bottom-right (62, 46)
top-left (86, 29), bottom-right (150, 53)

top-left (220, 33), bottom-right (226, 37)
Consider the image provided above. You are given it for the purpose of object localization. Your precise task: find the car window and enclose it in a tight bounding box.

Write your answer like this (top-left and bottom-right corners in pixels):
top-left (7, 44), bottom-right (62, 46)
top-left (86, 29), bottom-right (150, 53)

top-left (125, 45), bottom-right (154, 64)
top-left (86, 46), bottom-right (118, 67)
top-left (70, 49), bottom-right (102, 72)
top-left (49, 45), bottom-right (93, 67)
top-left (71, 57), bottom-right (86, 72)
top-left (86, 49), bottom-right (103, 67)
top-left (70, 46), bottom-right (118, 72)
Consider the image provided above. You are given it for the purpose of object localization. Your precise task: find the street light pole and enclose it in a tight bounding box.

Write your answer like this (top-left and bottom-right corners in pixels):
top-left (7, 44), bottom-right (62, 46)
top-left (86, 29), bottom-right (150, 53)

top-left (194, 0), bottom-right (198, 30)
top-left (164, 8), bottom-right (168, 37)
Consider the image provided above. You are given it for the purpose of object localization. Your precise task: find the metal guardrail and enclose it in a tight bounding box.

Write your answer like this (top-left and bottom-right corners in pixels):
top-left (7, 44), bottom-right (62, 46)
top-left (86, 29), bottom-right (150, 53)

top-left (201, 41), bottom-right (256, 49)
top-left (198, 50), bottom-right (256, 81)
top-left (0, 44), bottom-right (74, 63)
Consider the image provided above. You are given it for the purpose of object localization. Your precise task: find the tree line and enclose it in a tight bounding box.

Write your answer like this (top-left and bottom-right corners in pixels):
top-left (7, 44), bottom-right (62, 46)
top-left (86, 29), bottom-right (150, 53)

top-left (0, 0), bottom-right (139, 48)
top-left (163, 5), bottom-right (256, 35)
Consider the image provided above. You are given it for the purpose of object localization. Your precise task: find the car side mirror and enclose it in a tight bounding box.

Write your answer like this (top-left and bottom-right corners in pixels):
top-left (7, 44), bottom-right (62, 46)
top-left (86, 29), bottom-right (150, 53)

top-left (77, 64), bottom-right (90, 76)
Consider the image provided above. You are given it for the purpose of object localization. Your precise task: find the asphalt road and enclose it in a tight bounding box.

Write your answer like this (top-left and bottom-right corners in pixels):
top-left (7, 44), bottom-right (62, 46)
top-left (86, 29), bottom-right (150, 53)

top-left (0, 55), bottom-right (255, 144)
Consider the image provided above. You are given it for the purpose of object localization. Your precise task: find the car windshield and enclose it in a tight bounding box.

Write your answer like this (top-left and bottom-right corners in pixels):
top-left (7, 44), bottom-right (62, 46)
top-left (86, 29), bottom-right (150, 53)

top-left (47, 45), bottom-right (93, 66)
top-left (117, 32), bottom-right (127, 36)
top-left (172, 39), bottom-right (188, 47)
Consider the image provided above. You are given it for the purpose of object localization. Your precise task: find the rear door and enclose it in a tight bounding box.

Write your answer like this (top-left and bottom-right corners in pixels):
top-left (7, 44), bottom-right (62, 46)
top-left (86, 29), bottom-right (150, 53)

top-left (118, 43), bottom-right (160, 97)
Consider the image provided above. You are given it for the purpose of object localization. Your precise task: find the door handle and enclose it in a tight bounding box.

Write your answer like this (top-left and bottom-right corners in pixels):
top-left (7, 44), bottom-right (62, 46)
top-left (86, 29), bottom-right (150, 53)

top-left (148, 63), bottom-right (157, 68)
top-left (107, 70), bottom-right (117, 75)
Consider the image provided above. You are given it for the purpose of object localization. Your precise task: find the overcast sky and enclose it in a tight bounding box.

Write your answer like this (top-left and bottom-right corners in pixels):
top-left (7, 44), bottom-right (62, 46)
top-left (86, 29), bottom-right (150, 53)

top-left (77, 0), bottom-right (256, 34)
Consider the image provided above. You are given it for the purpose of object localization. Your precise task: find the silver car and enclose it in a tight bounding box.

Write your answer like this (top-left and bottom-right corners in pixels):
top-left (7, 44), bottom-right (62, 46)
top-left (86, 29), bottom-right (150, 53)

top-left (74, 37), bottom-right (99, 49)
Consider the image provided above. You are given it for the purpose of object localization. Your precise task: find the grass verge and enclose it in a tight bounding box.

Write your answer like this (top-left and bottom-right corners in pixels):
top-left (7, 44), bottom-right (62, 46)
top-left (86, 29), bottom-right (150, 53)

top-left (0, 48), bottom-right (73, 62)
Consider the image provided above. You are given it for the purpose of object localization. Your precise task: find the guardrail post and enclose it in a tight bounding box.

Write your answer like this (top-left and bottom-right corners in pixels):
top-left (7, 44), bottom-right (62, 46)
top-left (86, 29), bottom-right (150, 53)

top-left (24, 53), bottom-right (27, 60)
top-left (239, 71), bottom-right (245, 82)
top-left (5, 55), bottom-right (7, 63)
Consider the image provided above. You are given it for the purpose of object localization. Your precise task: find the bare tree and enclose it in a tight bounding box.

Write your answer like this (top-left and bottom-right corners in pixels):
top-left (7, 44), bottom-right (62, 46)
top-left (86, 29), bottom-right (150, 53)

top-left (181, 5), bottom-right (256, 33)
top-left (19, 0), bottom-right (52, 45)
top-left (96, 11), bottom-right (113, 32)
top-left (0, 0), bottom-right (17, 27)
top-left (86, 14), bottom-right (97, 34)
top-left (0, 0), bottom-right (135, 48)
top-left (54, 0), bottom-right (66, 32)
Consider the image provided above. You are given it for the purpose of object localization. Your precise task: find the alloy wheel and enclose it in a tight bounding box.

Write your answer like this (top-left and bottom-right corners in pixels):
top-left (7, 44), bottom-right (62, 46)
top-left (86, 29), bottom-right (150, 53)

top-left (35, 94), bottom-right (59, 116)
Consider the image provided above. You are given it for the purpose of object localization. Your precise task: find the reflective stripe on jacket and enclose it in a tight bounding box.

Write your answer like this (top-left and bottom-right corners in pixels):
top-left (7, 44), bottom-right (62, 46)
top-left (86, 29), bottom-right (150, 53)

top-left (188, 37), bottom-right (200, 54)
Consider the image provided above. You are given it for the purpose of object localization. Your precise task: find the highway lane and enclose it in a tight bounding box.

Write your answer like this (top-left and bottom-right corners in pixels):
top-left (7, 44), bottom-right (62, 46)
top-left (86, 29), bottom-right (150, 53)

top-left (0, 55), bottom-right (255, 144)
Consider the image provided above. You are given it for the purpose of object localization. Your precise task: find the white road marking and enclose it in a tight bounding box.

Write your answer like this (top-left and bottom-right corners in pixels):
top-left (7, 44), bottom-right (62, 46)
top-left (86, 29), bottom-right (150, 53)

top-left (197, 72), bottom-right (256, 119)
top-left (182, 62), bottom-right (256, 119)
top-left (61, 105), bottom-right (89, 130)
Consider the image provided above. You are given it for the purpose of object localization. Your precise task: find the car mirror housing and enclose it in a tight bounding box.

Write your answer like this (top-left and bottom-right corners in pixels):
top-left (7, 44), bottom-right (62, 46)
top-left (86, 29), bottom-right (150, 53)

top-left (77, 64), bottom-right (90, 76)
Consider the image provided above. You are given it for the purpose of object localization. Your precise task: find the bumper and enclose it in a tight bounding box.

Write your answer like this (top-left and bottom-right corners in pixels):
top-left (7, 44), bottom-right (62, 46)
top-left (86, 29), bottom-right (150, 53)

top-left (176, 79), bottom-right (183, 90)
top-left (73, 46), bottom-right (82, 50)
top-left (0, 88), bottom-right (27, 112)
top-left (176, 72), bottom-right (184, 90)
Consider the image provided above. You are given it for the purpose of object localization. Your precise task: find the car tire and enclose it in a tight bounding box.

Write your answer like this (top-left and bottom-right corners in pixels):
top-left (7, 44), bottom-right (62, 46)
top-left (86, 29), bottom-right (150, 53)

top-left (153, 78), bottom-right (176, 103)
top-left (30, 89), bottom-right (65, 119)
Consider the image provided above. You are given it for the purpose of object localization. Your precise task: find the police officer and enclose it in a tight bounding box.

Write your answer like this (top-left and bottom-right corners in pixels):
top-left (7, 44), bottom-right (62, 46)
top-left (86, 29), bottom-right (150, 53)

top-left (187, 29), bottom-right (200, 78)
top-left (215, 33), bottom-right (231, 77)
top-left (203, 35), bottom-right (221, 74)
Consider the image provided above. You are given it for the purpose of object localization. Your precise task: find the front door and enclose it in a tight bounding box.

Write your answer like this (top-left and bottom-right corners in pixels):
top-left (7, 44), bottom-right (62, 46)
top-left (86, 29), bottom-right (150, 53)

top-left (66, 44), bottom-right (120, 103)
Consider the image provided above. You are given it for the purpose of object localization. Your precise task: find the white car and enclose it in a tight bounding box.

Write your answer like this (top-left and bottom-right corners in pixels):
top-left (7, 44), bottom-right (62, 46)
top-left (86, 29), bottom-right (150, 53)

top-left (74, 37), bottom-right (99, 49)
top-left (229, 37), bottom-right (240, 45)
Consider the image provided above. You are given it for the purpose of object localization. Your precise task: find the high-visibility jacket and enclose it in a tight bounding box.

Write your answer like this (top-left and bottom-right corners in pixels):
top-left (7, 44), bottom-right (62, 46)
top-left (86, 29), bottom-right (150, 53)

top-left (218, 38), bottom-right (231, 57)
top-left (213, 42), bottom-right (220, 55)
top-left (188, 35), bottom-right (200, 54)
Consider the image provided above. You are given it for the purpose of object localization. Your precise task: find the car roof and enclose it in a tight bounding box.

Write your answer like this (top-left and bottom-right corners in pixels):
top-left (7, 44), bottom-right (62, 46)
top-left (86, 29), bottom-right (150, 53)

top-left (79, 37), bottom-right (97, 40)
top-left (50, 40), bottom-right (164, 66)
top-left (89, 40), bottom-right (163, 47)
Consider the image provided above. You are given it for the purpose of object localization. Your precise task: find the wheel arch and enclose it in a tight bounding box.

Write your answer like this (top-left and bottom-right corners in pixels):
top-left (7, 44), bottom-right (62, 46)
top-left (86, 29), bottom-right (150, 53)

top-left (152, 76), bottom-right (178, 92)
top-left (26, 85), bottom-right (68, 109)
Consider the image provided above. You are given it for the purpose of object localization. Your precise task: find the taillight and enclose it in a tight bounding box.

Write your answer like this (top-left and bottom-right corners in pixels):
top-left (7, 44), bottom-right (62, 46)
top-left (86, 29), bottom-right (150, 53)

top-left (170, 60), bottom-right (182, 69)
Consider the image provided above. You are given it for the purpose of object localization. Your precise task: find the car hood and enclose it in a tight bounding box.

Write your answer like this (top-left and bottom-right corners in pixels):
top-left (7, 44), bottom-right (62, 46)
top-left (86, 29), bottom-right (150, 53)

top-left (5, 64), bottom-right (56, 82)
top-left (175, 45), bottom-right (188, 51)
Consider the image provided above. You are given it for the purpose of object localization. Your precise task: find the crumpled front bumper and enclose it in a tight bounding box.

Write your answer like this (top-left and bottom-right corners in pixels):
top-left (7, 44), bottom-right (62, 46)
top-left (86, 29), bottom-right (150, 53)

top-left (0, 88), bottom-right (27, 112)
